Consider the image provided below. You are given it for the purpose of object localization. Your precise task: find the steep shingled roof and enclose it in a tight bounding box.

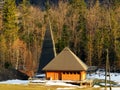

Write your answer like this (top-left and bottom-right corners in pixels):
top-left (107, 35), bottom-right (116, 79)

top-left (43, 47), bottom-right (88, 71)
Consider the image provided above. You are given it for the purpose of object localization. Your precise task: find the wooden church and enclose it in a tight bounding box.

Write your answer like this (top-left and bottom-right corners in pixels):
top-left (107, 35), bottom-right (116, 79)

top-left (43, 47), bottom-right (88, 81)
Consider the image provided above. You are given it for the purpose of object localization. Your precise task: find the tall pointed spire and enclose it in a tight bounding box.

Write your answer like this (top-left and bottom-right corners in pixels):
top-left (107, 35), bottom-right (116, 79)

top-left (37, 27), bottom-right (56, 73)
top-left (48, 12), bottom-right (56, 57)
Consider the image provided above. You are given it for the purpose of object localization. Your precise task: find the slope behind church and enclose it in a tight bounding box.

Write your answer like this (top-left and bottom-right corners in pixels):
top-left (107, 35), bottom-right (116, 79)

top-left (43, 47), bottom-right (88, 81)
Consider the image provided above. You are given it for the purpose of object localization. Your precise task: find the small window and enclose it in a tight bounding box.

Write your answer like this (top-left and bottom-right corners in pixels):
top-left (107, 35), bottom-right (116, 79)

top-left (63, 72), bottom-right (65, 74)
top-left (77, 72), bottom-right (79, 74)
top-left (66, 72), bottom-right (69, 74)
top-left (74, 72), bottom-right (76, 74)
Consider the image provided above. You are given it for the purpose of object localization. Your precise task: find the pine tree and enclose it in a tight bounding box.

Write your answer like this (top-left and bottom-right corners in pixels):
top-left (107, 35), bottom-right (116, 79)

top-left (18, 0), bottom-right (31, 44)
top-left (2, 0), bottom-right (18, 68)
top-left (3, 0), bottom-right (18, 41)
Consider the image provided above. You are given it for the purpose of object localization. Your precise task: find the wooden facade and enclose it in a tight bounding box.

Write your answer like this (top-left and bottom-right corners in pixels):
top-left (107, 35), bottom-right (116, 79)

top-left (46, 71), bottom-right (86, 81)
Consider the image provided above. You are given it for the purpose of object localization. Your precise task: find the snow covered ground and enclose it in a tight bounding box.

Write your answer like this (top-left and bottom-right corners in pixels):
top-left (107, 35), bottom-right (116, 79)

top-left (101, 87), bottom-right (120, 90)
top-left (45, 80), bottom-right (78, 87)
top-left (87, 72), bottom-right (120, 84)
top-left (0, 79), bottom-right (78, 87)
top-left (0, 79), bottom-right (29, 85)
top-left (0, 72), bottom-right (119, 90)
top-left (87, 71), bottom-right (120, 90)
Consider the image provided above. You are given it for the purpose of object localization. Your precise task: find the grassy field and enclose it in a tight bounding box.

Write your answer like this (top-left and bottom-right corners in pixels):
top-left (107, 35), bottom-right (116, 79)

top-left (0, 84), bottom-right (101, 90)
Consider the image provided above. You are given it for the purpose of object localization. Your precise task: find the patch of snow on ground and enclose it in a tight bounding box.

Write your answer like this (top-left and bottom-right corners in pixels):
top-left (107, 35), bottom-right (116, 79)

top-left (101, 87), bottom-right (120, 90)
top-left (87, 72), bottom-right (120, 83)
top-left (100, 83), bottom-right (112, 86)
top-left (0, 79), bottom-right (78, 87)
top-left (57, 87), bottom-right (76, 90)
top-left (0, 79), bottom-right (29, 85)
top-left (45, 80), bottom-right (77, 87)
top-left (94, 85), bottom-right (100, 88)
top-left (30, 79), bottom-right (46, 83)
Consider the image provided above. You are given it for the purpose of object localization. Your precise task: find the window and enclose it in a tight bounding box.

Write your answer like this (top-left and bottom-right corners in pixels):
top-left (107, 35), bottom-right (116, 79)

top-left (63, 72), bottom-right (65, 74)
top-left (77, 72), bottom-right (79, 74)
top-left (66, 72), bottom-right (69, 74)
top-left (70, 72), bottom-right (72, 74)
top-left (74, 72), bottom-right (76, 74)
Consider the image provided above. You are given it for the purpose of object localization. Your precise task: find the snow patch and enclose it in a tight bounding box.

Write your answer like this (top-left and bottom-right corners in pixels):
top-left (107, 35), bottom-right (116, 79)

top-left (30, 79), bottom-right (47, 83)
top-left (94, 85), bottom-right (100, 88)
top-left (0, 79), bottom-right (29, 85)
top-left (45, 80), bottom-right (77, 87)
top-left (101, 87), bottom-right (120, 90)
top-left (87, 72), bottom-right (120, 83)
top-left (57, 87), bottom-right (76, 90)
top-left (100, 83), bottom-right (112, 86)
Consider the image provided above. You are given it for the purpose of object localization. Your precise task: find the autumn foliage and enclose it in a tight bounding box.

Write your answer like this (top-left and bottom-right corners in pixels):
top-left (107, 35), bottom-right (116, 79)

top-left (0, 0), bottom-right (120, 77)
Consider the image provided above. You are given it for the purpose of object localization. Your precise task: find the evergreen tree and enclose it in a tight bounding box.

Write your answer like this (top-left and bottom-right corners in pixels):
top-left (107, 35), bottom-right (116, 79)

top-left (3, 0), bottom-right (18, 42)
top-left (2, 0), bottom-right (18, 68)
top-left (18, 0), bottom-right (31, 44)
top-left (113, 0), bottom-right (120, 7)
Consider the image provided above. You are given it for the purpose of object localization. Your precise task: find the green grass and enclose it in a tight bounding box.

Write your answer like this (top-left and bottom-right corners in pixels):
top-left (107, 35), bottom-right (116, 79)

top-left (0, 84), bottom-right (101, 90)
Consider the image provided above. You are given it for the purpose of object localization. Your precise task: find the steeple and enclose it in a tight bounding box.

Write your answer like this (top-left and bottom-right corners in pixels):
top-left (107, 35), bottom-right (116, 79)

top-left (37, 28), bottom-right (56, 73)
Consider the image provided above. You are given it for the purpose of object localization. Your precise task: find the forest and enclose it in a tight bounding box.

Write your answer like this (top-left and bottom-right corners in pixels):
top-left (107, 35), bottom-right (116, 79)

top-left (0, 0), bottom-right (120, 76)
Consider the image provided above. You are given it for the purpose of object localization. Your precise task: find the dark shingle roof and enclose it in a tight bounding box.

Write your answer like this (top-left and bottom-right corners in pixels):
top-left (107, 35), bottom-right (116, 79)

top-left (43, 47), bottom-right (88, 71)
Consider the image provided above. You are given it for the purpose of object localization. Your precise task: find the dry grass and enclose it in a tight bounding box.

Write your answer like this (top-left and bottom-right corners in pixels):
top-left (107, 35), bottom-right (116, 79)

top-left (0, 84), bottom-right (47, 90)
top-left (0, 84), bottom-right (101, 90)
